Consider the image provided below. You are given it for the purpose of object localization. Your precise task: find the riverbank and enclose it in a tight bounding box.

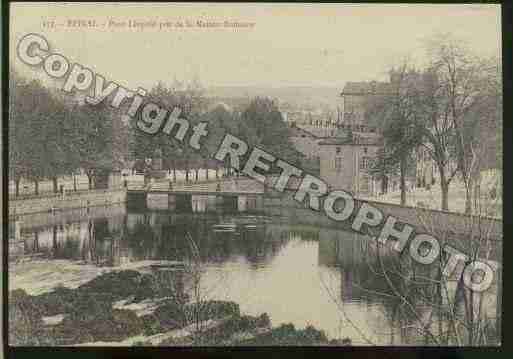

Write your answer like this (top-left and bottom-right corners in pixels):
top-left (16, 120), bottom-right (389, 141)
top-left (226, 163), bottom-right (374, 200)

top-left (9, 264), bottom-right (345, 346)
top-left (361, 173), bottom-right (502, 219)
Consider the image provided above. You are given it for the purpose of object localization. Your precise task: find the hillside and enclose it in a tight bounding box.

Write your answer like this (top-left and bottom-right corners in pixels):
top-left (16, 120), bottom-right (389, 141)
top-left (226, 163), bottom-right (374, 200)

top-left (205, 85), bottom-right (342, 110)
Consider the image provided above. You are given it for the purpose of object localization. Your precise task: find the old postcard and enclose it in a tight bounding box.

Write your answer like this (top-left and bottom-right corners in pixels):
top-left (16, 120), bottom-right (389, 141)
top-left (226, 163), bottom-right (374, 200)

top-left (6, 1), bottom-right (503, 352)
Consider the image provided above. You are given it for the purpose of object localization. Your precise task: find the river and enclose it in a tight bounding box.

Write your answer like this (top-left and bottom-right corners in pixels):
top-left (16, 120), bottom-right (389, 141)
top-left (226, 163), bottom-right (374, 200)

top-left (9, 204), bottom-right (501, 345)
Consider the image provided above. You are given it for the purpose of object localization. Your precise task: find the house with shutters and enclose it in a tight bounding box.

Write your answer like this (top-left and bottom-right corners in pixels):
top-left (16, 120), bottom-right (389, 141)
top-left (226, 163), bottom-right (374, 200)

top-left (318, 132), bottom-right (383, 197)
top-left (317, 73), bottom-right (433, 197)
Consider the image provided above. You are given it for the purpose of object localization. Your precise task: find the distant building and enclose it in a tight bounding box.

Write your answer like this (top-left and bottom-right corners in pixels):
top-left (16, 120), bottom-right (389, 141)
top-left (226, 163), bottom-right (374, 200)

top-left (324, 71), bottom-right (438, 196)
top-left (339, 80), bottom-right (391, 133)
top-left (284, 109), bottom-right (339, 137)
top-left (287, 71), bottom-right (443, 197)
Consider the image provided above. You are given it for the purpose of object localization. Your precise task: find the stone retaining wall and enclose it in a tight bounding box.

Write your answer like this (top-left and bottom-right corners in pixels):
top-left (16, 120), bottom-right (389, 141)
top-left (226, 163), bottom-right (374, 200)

top-left (9, 189), bottom-right (127, 216)
top-left (10, 203), bottom-right (127, 232)
top-left (264, 189), bottom-right (503, 241)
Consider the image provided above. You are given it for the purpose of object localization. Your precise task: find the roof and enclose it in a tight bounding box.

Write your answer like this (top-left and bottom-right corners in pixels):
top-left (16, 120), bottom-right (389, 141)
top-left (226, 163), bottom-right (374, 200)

top-left (294, 124), bottom-right (337, 138)
top-left (341, 81), bottom-right (393, 96)
top-left (318, 136), bottom-right (383, 146)
top-left (289, 125), bottom-right (320, 139)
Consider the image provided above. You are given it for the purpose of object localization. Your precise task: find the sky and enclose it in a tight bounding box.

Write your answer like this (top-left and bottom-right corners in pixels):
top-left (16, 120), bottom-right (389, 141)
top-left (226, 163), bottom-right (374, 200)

top-left (10, 3), bottom-right (502, 90)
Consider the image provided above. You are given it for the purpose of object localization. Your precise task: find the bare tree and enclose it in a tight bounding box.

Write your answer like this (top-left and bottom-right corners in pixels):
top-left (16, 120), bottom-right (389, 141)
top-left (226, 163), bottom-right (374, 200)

top-left (158, 232), bottom-right (232, 344)
top-left (421, 34), bottom-right (501, 213)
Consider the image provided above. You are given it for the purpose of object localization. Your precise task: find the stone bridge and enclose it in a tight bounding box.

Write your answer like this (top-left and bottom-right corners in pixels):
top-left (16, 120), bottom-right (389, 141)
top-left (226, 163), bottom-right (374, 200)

top-left (126, 175), bottom-right (502, 243)
top-left (126, 176), bottom-right (267, 212)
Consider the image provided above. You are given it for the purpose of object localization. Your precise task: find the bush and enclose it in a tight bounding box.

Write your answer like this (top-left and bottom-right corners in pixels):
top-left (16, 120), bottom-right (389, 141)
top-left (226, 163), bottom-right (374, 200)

top-left (77, 270), bottom-right (157, 302)
top-left (9, 289), bottom-right (46, 345)
top-left (183, 300), bottom-right (240, 323)
top-left (235, 323), bottom-right (329, 346)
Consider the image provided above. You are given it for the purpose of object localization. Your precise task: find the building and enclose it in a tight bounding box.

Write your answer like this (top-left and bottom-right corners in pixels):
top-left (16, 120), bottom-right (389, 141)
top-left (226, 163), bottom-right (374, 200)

top-left (284, 109), bottom-right (340, 137)
top-left (318, 132), bottom-right (383, 197)
top-left (318, 71), bottom-right (438, 197)
top-left (339, 80), bottom-right (391, 132)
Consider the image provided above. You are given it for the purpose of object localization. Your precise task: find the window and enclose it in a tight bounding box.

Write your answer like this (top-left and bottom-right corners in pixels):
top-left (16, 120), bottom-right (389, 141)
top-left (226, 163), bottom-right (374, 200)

top-left (335, 157), bottom-right (343, 172)
top-left (360, 156), bottom-right (372, 170)
top-left (336, 147), bottom-right (341, 154)
top-left (359, 175), bottom-right (370, 193)
top-left (363, 147), bottom-right (368, 154)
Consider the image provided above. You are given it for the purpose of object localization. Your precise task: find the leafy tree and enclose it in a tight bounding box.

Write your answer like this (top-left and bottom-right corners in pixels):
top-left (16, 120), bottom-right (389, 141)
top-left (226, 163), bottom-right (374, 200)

top-left (8, 69), bottom-right (29, 196)
top-left (365, 64), bottom-right (424, 205)
top-left (9, 73), bottom-right (72, 194)
top-left (201, 104), bottom-right (242, 177)
top-left (130, 80), bottom-right (208, 179)
top-left (367, 147), bottom-right (399, 195)
top-left (72, 102), bottom-right (123, 189)
top-left (239, 97), bottom-right (302, 168)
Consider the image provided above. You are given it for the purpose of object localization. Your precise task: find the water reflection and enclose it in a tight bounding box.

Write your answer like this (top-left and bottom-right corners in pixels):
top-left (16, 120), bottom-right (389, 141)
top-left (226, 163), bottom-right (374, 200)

top-left (11, 207), bottom-right (500, 345)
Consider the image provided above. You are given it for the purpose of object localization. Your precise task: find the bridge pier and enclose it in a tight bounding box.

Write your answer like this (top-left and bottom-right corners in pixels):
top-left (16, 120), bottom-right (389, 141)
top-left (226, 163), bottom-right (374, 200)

top-left (168, 194), bottom-right (176, 211)
top-left (192, 195), bottom-right (209, 213)
top-left (127, 180), bottom-right (267, 213)
top-left (238, 195), bottom-right (247, 212)
top-left (147, 193), bottom-right (169, 210)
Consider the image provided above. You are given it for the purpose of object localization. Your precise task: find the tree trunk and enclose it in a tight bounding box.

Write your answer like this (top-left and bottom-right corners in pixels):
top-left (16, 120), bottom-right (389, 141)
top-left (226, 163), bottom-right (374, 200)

top-left (381, 175), bottom-right (387, 194)
top-left (440, 170), bottom-right (449, 211)
top-left (400, 157), bottom-right (407, 206)
top-left (464, 178), bottom-right (473, 215)
top-left (34, 180), bottom-right (39, 195)
top-left (206, 167), bottom-right (209, 180)
top-left (52, 225), bottom-right (58, 253)
top-left (52, 176), bottom-right (58, 193)
top-left (185, 169), bottom-right (189, 183)
top-left (73, 174), bottom-right (78, 192)
top-left (15, 178), bottom-right (20, 197)
top-left (87, 174), bottom-right (93, 190)
top-left (34, 231), bottom-right (39, 252)
top-left (473, 172), bottom-right (481, 213)
top-left (195, 169), bottom-right (199, 182)
top-left (215, 167), bottom-right (219, 179)
top-left (173, 168), bottom-right (176, 182)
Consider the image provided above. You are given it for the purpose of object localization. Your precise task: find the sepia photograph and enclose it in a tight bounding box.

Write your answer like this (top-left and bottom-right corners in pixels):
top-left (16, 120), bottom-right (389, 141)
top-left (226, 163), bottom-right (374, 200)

top-left (4, 1), bottom-right (504, 353)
